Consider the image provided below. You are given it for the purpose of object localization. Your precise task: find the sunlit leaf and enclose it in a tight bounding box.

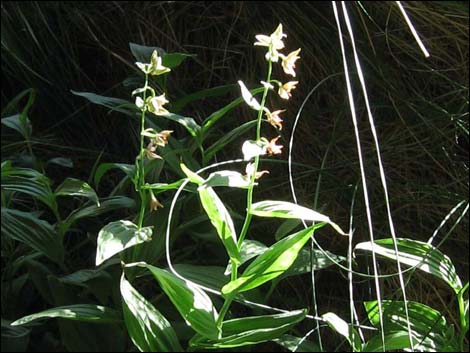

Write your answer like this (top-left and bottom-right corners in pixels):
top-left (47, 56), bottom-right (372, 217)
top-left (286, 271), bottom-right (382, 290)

top-left (355, 238), bottom-right (463, 293)
top-left (222, 225), bottom-right (320, 296)
top-left (11, 305), bottom-right (121, 326)
top-left (127, 263), bottom-right (220, 340)
top-left (120, 273), bottom-right (182, 352)
top-left (322, 312), bottom-right (361, 351)
top-left (202, 170), bottom-right (252, 189)
top-left (365, 300), bottom-right (458, 351)
top-left (250, 200), bottom-right (347, 236)
top-left (190, 310), bottom-right (307, 349)
top-left (95, 221), bottom-right (153, 266)
top-left (181, 164), bottom-right (241, 264)
top-left (272, 334), bottom-right (321, 352)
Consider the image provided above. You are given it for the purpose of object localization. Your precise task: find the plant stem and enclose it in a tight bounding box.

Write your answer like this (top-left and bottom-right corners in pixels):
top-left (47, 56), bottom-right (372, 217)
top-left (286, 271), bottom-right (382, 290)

top-left (237, 58), bottom-right (273, 248)
top-left (137, 74), bottom-right (149, 229)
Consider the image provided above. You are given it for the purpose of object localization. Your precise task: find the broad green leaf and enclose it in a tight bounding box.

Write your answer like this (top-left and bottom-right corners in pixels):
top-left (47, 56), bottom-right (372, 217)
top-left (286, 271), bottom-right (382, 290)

top-left (365, 300), bottom-right (457, 351)
top-left (202, 170), bottom-right (252, 189)
top-left (63, 196), bottom-right (135, 231)
top-left (363, 331), bottom-right (415, 352)
top-left (130, 43), bottom-right (165, 63)
top-left (55, 178), bottom-right (100, 206)
top-left (204, 120), bottom-right (257, 162)
top-left (190, 310), bottom-right (307, 349)
top-left (173, 264), bottom-right (229, 292)
top-left (129, 43), bottom-right (193, 70)
top-left (355, 238), bottom-right (463, 293)
top-left (250, 200), bottom-right (347, 236)
top-left (181, 164), bottom-right (241, 264)
top-left (221, 225), bottom-right (320, 296)
top-left (225, 240), bottom-right (267, 275)
top-left (162, 52), bottom-right (195, 69)
top-left (1, 166), bottom-right (56, 210)
top-left (1, 114), bottom-right (32, 139)
top-left (155, 112), bottom-right (201, 138)
top-left (172, 84), bottom-right (235, 113)
top-left (47, 157), bottom-right (73, 168)
top-left (1, 319), bottom-right (30, 352)
top-left (128, 263), bottom-right (220, 340)
top-left (322, 312), bottom-right (361, 351)
top-left (120, 274), bottom-right (182, 352)
top-left (71, 91), bottom-right (135, 116)
top-left (201, 87), bottom-right (264, 132)
top-left (272, 334), bottom-right (321, 352)
top-left (281, 248), bottom-right (345, 279)
top-left (1, 208), bottom-right (63, 264)
top-left (143, 180), bottom-right (185, 193)
top-left (11, 305), bottom-right (121, 326)
top-left (94, 162), bottom-right (135, 187)
top-left (275, 219), bottom-right (302, 240)
top-left (95, 220), bottom-right (153, 265)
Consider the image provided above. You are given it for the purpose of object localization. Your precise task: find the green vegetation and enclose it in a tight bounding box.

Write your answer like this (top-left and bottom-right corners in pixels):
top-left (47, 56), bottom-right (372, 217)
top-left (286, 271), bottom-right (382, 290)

top-left (1, 2), bottom-right (468, 352)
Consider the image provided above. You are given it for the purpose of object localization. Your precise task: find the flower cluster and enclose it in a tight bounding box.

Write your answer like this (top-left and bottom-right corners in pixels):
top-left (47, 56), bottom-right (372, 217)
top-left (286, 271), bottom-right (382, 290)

top-left (239, 24), bottom-right (301, 178)
top-left (134, 50), bottom-right (172, 212)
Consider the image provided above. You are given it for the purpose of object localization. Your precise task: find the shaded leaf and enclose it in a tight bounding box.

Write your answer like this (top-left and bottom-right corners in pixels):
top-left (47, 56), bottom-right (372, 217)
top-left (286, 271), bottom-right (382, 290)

top-left (272, 334), bottom-right (321, 352)
top-left (1, 208), bottom-right (63, 264)
top-left (55, 178), bottom-right (100, 206)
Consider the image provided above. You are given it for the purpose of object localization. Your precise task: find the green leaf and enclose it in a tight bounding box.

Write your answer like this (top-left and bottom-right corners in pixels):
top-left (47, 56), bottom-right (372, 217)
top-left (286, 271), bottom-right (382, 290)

top-left (190, 310), bottom-right (307, 349)
top-left (202, 170), bottom-right (252, 189)
top-left (120, 273), bottom-right (182, 352)
top-left (94, 162), bottom-right (135, 187)
top-left (63, 196), bottom-right (135, 231)
top-left (1, 319), bottom-right (30, 352)
top-left (71, 90), bottom-right (135, 116)
top-left (355, 238), bottom-right (463, 293)
top-left (272, 334), bottom-right (321, 352)
top-left (322, 312), bottom-right (361, 351)
top-left (1, 114), bottom-right (32, 139)
top-left (363, 331), bottom-right (414, 352)
top-left (181, 164), bottom-right (241, 264)
top-left (1, 208), bottom-right (63, 264)
top-left (128, 263), bottom-right (220, 340)
top-left (173, 264), bottom-right (229, 292)
top-left (250, 200), bottom-right (347, 236)
top-left (47, 157), bottom-right (73, 168)
top-left (11, 305), bottom-right (121, 326)
top-left (225, 240), bottom-right (267, 275)
top-left (1, 166), bottom-right (56, 210)
top-left (201, 87), bottom-right (264, 133)
top-left (129, 43), bottom-right (193, 70)
top-left (162, 52), bottom-right (195, 70)
top-left (281, 248), bottom-right (345, 279)
top-left (95, 220), bottom-right (153, 266)
top-left (365, 300), bottom-right (457, 351)
top-left (172, 84), bottom-right (235, 113)
top-left (221, 225), bottom-right (320, 296)
top-left (204, 120), bottom-right (257, 162)
top-left (155, 112), bottom-right (201, 138)
top-left (55, 178), bottom-right (100, 206)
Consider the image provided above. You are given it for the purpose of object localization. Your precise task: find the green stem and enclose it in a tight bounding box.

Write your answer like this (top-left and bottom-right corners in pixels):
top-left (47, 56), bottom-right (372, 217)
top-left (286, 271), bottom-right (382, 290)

top-left (217, 296), bottom-right (234, 327)
top-left (237, 58), bottom-right (273, 248)
top-left (137, 74), bottom-right (149, 229)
